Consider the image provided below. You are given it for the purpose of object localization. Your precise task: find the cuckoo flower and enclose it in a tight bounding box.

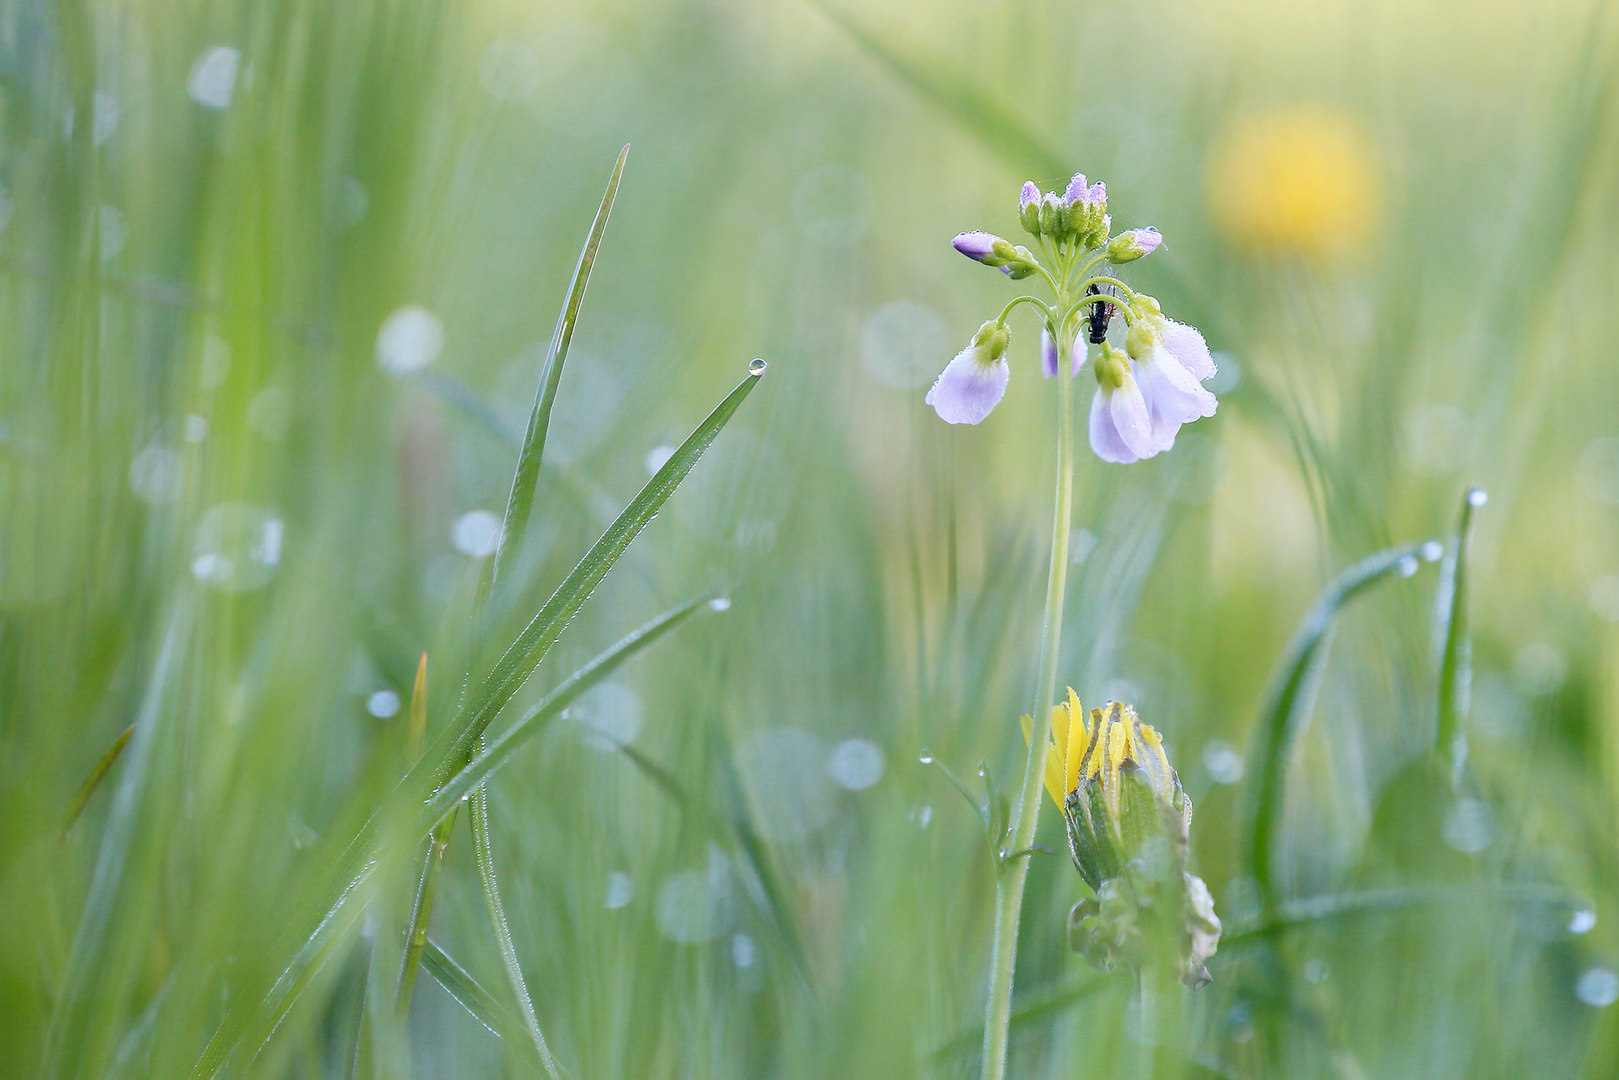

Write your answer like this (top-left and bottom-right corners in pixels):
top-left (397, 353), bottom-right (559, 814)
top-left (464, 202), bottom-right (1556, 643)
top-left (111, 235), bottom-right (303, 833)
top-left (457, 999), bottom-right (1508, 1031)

top-left (1125, 297), bottom-right (1218, 449)
top-left (926, 320), bottom-right (1011, 424)
top-left (1088, 342), bottom-right (1159, 463)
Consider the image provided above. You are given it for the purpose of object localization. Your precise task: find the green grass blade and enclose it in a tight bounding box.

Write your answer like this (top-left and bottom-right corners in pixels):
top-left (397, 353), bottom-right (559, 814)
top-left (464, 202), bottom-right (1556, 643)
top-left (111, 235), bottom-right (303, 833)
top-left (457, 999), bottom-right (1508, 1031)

top-left (806, 0), bottom-right (1065, 178)
top-left (1435, 489), bottom-right (1486, 778)
top-left (423, 363), bottom-right (767, 790)
top-left (1220, 881), bottom-right (1580, 948)
top-left (470, 774), bottom-right (562, 1079)
top-left (58, 723), bottom-right (135, 838)
top-left (422, 938), bottom-right (519, 1040)
top-left (422, 595), bottom-right (716, 824)
top-left (1241, 541), bottom-right (1436, 911)
top-left (491, 144), bottom-right (631, 586)
top-left (394, 812), bottom-right (456, 1015)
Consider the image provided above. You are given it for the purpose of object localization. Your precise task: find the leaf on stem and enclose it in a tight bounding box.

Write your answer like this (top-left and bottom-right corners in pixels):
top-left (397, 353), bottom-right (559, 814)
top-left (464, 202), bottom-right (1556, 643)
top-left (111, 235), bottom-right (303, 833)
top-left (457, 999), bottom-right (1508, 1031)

top-left (58, 723), bottom-right (135, 838)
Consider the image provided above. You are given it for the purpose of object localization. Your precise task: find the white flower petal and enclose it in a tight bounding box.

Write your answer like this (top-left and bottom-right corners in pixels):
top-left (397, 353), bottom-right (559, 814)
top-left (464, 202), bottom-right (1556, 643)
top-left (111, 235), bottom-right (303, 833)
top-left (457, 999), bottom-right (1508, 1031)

top-left (1139, 346), bottom-right (1217, 444)
top-left (1089, 386), bottom-right (1140, 463)
top-left (1109, 371), bottom-right (1161, 460)
top-left (925, 346), bottom-right (1009, 425)
top-left (1159, 319), bottom-right (1216, 381)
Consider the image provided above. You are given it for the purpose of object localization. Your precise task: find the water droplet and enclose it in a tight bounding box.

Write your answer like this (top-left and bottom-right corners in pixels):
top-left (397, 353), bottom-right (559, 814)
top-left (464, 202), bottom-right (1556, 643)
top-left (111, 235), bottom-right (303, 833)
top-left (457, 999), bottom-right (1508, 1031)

top-left (1397, 554), bottom-right (1420, 578)
top-left (192, 503), bottom-right (283, 592)
top-left (184, 414), bottom-right (209, 442)
top-left (477, 39), bottom-right (541, 102)
top-left (98, 205), bottom-right (126, 262)
top-left (1577, 966), bottom-right (1619, 1007)
top-left (1202, 739), bottom-right (1244, 785)
top-left (375, 305), bottom-right (443, 374)
top-left (859, 301), bottom-right (949, 389)
top-left (188, 46), bottom-right (241, 110)
top-left (569, 683), bottom-right (643, 751)
top-left (1442, 798), bottom-right (1493, 854)
top-left (748, 357), bottom-right (767, 376)
top-left (655, 867), bottom-right (731, 944)
top-left (451, 509), bottom-right (501, 559)
top-left (366, 690), bottom-right (400, 719)
top-left (645, 444), bottom-right (676, 475)
top-left (1570, 907), bottom-right (1597, 935)
top-left (737, 728), bottom-right (833, 842)
top-left (1467, 487), bottom-right (1488, 507)
top-left (604, 871), bottom-right (634, 910)
top-left (828, 739), bottom-right (884, 791)
top-left (707, 596), bottom-right (732, 612)
top-left (1420, 540), bottom-right (1444, 562)
top-left (130, 445), bottom-right (182, 505)
top-left (1513, 642), bottom-right (1567, 696)
top-left (731, 933), bottom-right (756, 968)
top-left (917, 751), bottom-right (934, 765)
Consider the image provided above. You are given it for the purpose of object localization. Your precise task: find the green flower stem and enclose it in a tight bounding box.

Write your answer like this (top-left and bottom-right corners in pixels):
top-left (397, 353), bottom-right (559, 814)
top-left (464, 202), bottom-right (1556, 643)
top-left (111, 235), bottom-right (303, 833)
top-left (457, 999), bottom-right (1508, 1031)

top-left (1066, 251), bottom-right (1111, 288)
top-left (981, 330), bottom-right (1078, 1080)
top-left (995, 295), bottom-right (1054, 327)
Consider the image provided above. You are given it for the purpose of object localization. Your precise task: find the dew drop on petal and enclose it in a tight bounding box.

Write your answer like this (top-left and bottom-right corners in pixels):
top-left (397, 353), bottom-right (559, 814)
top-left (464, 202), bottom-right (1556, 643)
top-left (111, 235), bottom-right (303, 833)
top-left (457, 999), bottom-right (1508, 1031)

top-left (604, 871), bottom-right (634, 910)
top-left (451, 509), bottom-right (501, 559)
top-left (188, 46), bottom-right (240, 109)
top-left (828, 738), bottom-right (884, 791)
top-left (366, 690), bottom-right (400, 719)
top-left (1577, 967), bottom-right (1619, 1007)
top-left (376, 306), bottom-right (444, 374)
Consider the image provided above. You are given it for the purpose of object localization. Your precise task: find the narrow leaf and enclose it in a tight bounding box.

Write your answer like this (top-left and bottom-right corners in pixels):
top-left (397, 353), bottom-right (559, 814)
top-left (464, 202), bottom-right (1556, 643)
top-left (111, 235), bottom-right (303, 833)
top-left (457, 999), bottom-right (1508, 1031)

top-left (421, 365), bottom-right (766, 793)
top-left (59, 723), bottom-right (135, 838)
top-left (491, 144), bottom-right (630, 585)
top-left (422, 595), bottom-right (714, 824)
top-left (470, 775), bottom-right (562, 1079)
top-left (1435, 488), bottom-right (1486, 778)
top-left (406, 652), bottom-right (428, 764)
top-left (422, 938), bottom-right (518, 1039)
top-left (1241, 541), bottom-right (1436, 910)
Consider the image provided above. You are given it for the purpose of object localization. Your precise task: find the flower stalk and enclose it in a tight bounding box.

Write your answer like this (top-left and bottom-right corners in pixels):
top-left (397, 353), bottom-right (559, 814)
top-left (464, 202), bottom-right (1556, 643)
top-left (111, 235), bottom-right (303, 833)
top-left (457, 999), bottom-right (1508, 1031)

top-left (981, 327), bottom-right (1077, 1080)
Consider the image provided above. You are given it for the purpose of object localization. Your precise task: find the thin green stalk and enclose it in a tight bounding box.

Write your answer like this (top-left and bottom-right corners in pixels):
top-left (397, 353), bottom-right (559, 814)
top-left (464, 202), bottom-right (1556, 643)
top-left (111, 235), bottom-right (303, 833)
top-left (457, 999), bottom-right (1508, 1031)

top-left (395, 811), bottom-right (456, 1015)
top-left (470, 768), bottom-right (562, 1079)
top-left (1436, 488), bottom-right (1486, 780)
top-left (58, 723), bottom-right (135, 838)
top-left (981, 335), bottom-right (1077, 1080)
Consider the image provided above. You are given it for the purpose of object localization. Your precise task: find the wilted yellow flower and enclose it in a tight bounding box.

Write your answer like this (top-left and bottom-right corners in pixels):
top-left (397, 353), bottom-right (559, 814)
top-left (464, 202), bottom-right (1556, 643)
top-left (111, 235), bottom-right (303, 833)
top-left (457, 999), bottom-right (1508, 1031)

top-left (1207, 106), bottom-right (1379, 259)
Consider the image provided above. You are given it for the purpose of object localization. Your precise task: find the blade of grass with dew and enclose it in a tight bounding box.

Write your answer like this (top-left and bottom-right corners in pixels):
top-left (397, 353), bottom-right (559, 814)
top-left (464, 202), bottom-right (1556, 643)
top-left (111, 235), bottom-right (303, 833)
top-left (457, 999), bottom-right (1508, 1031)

top-left (422, 938), bottom-right (522, 1042)
top-left (490, 144), bottom-right (629, 586)
top-left (423, 595), bottom-right (717, 823)
top-left (806, 0), bottom-right (1065, 178)
top-left (470, 774), bottom-right (562, 1079)
top-left (1436, 489), bottom-right (1486, 779)
top-left (1241, 541), bottom-right (1437, 912)
top-left (395, 652), bottom-right (443, 1014)
top-left (58, 723), bottom-right (135, 838)
top-left (417, 364), bottom-right (767, 794)
top-left (194, 596), bottom-right (719, 1077)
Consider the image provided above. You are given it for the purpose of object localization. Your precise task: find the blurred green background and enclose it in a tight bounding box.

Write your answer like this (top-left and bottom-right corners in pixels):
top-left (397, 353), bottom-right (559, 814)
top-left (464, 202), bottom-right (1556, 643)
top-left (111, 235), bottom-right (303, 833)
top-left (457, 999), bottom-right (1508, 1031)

top-left (4, 0), bottom-right (1619, 1076)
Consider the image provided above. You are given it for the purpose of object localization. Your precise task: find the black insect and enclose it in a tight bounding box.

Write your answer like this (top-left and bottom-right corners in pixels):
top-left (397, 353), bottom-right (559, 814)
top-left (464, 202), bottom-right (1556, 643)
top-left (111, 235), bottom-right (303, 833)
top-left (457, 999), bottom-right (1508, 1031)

top-left (1085, 283), bottom-right (1115, 345)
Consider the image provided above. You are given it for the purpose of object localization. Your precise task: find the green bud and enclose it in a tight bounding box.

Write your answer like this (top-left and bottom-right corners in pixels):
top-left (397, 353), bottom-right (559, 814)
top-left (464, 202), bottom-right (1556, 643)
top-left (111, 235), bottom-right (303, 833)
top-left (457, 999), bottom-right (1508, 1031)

top-left (971, 320), bottom-right (997, 349)
top-left (991, 238), bottom-right (1018, 262)
top-left (987, 323), bottom-right (1012, 361)
top-left (1038, 193), bottom-right (1063, 237)
top-left (1093, 341), bottom-right (1130, 389)
top-left (1124, 318), bottom-right (1156, 361)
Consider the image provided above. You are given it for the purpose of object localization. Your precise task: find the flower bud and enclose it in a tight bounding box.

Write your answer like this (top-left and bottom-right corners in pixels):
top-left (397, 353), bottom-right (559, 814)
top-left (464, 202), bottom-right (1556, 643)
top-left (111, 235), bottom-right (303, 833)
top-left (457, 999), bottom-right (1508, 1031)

top-left (1064, 176), bottom-right (1109, 248)
top-left (1093, 340), bottom-right (1130, 390)
top-left (1019, 181), bottom-right (1042, 236)
top-left (1105, 227), bottom-right (1163, 263)
top-left (1038, 192), bottom-right (1066, 238)
top-left (952, 231), bottom-right (1009, 266)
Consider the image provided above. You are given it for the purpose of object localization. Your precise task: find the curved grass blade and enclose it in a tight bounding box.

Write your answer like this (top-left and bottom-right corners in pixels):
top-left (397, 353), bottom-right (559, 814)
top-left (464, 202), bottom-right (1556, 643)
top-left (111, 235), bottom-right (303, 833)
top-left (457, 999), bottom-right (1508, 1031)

top-left (395, 813), bottom-right (454, 1015)
top-left (470, 772), bottom-right (562, 1079)
top-left (1241, 542), bottom-right (1435, 912)
top-left (423, 595), bottom-right (714, 824)
top-left (806, 0), bottom-right (1064, 178)
top-left (58, 723), bottom-right (135, 838)
top-left (423, 937), bottom-right (516, 1039)
top-left (1435, 489), bottom-right (1486, 780)
top-left (491, 144), bottom-right (630, 586)
top-left (422, 364), bottom-right (766, 792)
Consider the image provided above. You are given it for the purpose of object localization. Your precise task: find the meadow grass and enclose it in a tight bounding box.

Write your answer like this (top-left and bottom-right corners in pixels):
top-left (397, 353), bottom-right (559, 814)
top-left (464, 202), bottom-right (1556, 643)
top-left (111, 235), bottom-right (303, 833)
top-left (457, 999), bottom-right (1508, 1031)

top-left (4, 1), bottom-right (1619, 1077)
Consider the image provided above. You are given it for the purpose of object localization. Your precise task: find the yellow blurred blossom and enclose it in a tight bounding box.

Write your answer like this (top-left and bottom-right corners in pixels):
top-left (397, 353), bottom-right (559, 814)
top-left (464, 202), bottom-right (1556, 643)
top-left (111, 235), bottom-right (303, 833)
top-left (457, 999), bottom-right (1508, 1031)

top-left (1207, 106), bottom-right (1380, 259)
